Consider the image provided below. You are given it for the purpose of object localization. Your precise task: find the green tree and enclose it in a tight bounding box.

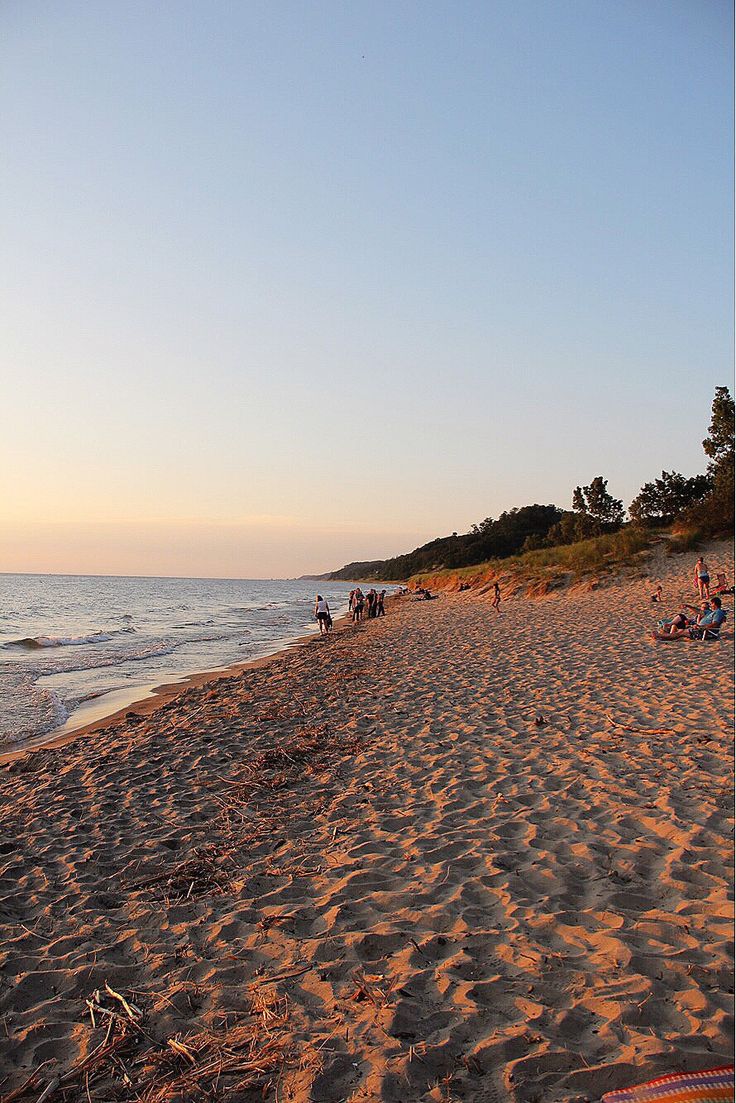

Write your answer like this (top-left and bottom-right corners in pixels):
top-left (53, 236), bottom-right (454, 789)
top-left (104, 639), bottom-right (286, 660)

top-left (629, 470), bottom-right (712, 527)
top-left (545, 510), bottom-right (599, 546)
top-left (703, 385), bottom-right (735, 477)
top-left (572, 476), bottom-right (625, 529)
top-left (679, 386), bottom-right (734, 534)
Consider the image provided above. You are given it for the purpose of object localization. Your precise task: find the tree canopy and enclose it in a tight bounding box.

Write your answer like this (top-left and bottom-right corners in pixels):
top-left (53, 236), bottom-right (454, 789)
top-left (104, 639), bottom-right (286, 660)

top-left (629, 471), bottom-right (712, 527)
top-left (572, 477), bottom-right (625, 528)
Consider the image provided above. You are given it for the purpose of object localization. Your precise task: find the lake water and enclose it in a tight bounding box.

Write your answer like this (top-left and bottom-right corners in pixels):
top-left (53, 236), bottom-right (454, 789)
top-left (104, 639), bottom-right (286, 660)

top-left (0, 574), bottom-right (358, 747)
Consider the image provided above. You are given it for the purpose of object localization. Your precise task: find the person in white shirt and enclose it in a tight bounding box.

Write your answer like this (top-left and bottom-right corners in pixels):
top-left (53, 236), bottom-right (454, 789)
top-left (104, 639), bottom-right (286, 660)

top-left (314, 595), bottom-right (331, 635)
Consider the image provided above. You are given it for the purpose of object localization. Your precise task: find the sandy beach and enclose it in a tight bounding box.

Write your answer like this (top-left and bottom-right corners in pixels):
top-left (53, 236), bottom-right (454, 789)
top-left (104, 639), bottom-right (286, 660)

top-left (0, 543), bottom-right (732, 1103)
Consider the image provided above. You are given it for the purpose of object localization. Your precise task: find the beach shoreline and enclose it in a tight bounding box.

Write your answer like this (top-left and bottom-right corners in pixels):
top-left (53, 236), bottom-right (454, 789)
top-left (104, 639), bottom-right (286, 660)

top-left (0, 607), bottom-right (359, 766)
top-left (0, 548), bottom-right (732, 1102)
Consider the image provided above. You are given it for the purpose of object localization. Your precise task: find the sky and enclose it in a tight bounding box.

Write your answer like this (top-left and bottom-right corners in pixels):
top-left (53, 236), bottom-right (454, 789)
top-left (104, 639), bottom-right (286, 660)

top-left (1, 0), bottom-right (733, 577)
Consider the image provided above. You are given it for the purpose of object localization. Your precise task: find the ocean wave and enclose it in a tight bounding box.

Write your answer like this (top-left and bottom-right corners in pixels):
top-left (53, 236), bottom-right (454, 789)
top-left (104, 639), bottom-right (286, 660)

top-left (4, 628), bottom-right (135, 650)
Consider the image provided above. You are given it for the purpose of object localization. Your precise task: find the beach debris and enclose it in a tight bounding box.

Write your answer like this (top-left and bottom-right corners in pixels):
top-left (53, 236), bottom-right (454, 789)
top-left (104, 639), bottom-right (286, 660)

top-left (605, 712), bottom-right (675, 736)
top-left (250, 963), bottom-right (312, 988)
top-left (349, 967), bottom-right (389, 1008)
top-left (132, 843), bottom-right (236, 903)
top-left (3, 984), bottom-right (292, 1103)
top-left (534, 714), bottom-right (546, 726)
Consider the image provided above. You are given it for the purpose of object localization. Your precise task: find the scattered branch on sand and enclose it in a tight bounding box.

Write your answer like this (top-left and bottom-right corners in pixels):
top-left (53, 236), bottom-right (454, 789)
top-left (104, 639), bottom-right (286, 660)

top-left (4, 985), bottom-right (292, 1103)
top-left (409, 938), bottom-right (431, 962)
top-left (250, 964), bottom-right (313, 988)
top-left (0, 1065), bottom-right (49, 1103)
top-left (349, 967), bottom-right (389, 1009)
top-left (132, 844), bottom-right (236, 903)
top-left (604, 712), bottom-right (675, 736)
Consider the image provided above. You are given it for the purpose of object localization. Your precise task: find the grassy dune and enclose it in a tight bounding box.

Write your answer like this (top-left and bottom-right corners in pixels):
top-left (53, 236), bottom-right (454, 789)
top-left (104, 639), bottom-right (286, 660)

top-left (411, 526), bottom-right (655, 595)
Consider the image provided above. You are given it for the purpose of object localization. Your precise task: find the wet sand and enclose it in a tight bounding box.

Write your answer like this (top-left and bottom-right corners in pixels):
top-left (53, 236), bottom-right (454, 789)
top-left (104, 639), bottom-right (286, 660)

top-left (0, 545), bottom-right (733, 1102)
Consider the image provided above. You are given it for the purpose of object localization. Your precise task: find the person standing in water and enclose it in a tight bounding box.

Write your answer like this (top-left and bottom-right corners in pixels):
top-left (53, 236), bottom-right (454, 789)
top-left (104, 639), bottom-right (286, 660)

top-left (492, 581), bottom-right (501, 613)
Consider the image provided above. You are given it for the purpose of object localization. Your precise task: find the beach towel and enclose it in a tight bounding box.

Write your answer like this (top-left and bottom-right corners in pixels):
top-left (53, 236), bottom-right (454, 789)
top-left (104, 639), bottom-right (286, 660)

top-left (602, 1065), bottom-right (735, 1102)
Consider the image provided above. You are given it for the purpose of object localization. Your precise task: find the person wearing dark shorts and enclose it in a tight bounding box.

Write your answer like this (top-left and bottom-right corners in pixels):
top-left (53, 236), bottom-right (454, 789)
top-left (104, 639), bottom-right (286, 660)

top-left (314, 595), bottom-right (331, 635)
top-left (694, 557), bottom-right (710, 599)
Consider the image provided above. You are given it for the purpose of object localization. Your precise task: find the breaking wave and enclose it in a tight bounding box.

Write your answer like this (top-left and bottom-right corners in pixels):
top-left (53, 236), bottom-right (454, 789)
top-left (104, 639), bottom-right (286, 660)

top-left (5, 629), bottom-right (134, 650)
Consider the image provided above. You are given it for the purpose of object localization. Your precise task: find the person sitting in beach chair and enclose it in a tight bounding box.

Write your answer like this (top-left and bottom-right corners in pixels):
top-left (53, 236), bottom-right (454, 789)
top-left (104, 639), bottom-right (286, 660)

top-left (656, 601), bottom-right (708, 634)
top-left (651, 597), bottom-right (727, 641)
top-left (713, 571), bottom-right (735, 596)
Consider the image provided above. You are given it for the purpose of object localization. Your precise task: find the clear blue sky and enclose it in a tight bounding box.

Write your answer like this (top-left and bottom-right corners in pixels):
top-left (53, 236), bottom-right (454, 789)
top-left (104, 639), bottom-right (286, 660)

top-left (2, 1), bottom-right (732, 576)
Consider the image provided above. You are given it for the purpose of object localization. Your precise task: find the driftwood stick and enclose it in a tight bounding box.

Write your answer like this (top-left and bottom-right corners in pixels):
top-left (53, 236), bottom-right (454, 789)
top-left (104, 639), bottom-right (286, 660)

top-left (0, 1064), bottom-right (48, 1103)
top-left (103, 981), bottom-right (141, 1021)
top-left (250, 964), bottom-right (312, 988)
top-left (33, 1077), bottom-right (60, 1103)
top-left (605, 712), bottom-right (674, 736)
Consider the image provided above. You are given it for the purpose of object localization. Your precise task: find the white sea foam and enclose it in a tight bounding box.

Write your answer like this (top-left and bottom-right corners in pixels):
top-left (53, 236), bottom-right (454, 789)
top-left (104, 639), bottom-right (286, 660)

top-left (5, 628), bottom-right (134, 650)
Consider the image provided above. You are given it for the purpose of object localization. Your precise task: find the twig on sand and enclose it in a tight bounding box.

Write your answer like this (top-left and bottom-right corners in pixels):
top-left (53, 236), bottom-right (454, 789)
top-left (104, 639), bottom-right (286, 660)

top-left (605, 712), bottom-right (674, 736)
top-left (33, 1078), bottom-right (60, 1103)
top-left (250, 964), bottom-right (313, 988)
top-left (0, 1065), bottom-right (49, 1103)
top-left (6, 984), bottom-right (293, 1103)
top-left (409, 938), bottom-right (431, 962)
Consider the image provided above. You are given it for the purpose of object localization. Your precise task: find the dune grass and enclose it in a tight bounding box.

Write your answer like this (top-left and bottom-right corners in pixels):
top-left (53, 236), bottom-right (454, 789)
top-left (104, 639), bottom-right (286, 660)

top-left (411, 526), bottom-right (654, 590)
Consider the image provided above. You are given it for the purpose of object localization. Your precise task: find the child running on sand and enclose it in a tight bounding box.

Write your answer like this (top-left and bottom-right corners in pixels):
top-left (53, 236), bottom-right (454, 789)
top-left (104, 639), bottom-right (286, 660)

top-left (492, 581), bottom-right (501, 613)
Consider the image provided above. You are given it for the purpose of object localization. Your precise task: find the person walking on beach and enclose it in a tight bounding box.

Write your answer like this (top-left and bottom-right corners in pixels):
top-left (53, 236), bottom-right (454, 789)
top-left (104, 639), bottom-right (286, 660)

top-left (352, 588), bottom-right (364, 623)
top-left (314, 594), bottom-right (331, 636)
top-left (492, 581), bottom-right (501, 613)
top-left (694, 557), bottom-right (710, 599)
top-left (367, 588), bottom-right (377, 618)
top-left (377, 589), bottom-right (386, 616)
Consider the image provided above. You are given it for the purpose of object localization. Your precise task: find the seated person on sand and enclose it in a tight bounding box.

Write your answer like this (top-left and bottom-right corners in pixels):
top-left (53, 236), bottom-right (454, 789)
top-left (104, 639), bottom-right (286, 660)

top-left (657, 601), bottom-right (707, 633)
top-left (651, 596), bottom-right (727, 641)
top-left (650, 585), bottom-right (663, 603)
top-left (713, 572), bottom-right (735, 596)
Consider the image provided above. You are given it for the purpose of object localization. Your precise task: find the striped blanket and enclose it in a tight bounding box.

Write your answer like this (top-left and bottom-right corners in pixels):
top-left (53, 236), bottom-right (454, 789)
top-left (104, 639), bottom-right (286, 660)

top-left (602, 1065), bottom-right (735, 1101)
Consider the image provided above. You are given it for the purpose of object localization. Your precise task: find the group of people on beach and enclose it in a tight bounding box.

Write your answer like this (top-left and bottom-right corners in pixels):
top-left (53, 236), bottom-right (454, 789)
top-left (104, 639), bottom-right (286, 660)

top-left (313, 587), bottom-right (389, 636)
top-left (348, 587), bottom-right (386, 622)
top-left (650, 556), bottom-right (732, 642)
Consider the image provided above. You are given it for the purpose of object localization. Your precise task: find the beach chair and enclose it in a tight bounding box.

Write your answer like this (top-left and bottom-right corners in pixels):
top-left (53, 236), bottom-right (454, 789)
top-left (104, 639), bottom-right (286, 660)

top-left (691, 623), bottom-right (726, 640)
top-left (689, 610), bottom-right (728, 641)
